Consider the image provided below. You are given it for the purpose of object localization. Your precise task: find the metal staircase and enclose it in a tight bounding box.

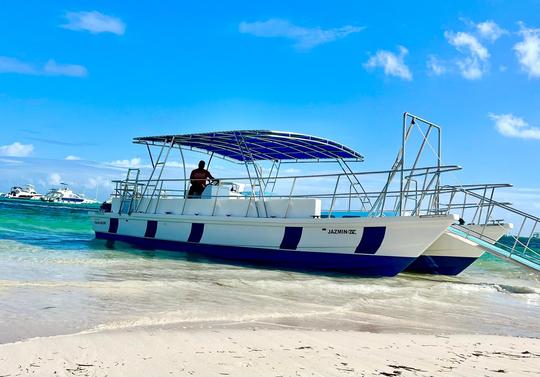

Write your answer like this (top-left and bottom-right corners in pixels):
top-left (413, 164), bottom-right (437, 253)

top-left (135, 137), bottom-right (176, 213)
top-left (263, 160), bottom-right (281, 193)
top-left (449, 226), bottom-right (540, 272)
top-left (442, 185), bottom-right (540, 272)
top-left (117, 168), bottom-right (140, 215)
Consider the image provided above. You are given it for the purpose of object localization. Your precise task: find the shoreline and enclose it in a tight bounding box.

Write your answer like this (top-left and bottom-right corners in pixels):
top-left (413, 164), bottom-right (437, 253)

top-left (1, 328), bottom-right (539, 376)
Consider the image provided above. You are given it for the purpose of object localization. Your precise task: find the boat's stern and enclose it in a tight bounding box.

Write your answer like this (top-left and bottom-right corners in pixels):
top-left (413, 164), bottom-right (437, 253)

top-left (92, 213), bottom-right (113, 234)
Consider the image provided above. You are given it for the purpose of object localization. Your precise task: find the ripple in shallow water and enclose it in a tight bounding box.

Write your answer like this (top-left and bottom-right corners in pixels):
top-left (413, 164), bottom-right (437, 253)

top-left (0, 202), bottom-right (539, 343)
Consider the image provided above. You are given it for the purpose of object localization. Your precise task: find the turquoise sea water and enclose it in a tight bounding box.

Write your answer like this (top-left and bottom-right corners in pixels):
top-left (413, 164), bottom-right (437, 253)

top-left (0, 201), bottom-right (539, 344)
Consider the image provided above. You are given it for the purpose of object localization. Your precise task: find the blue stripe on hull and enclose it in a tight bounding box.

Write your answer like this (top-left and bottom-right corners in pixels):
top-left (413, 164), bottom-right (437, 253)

top-left (108, 218), bottom-right (119, 234)
top-left (95, 232), bottom-right (414, 277)
top-left (280, 226), bottom-right (303, 250)
top-left (188, 223), bottom-right (204, 243)
top-left (355, 226), bottom-right (386, 254)
top-left (405, 256), bottom-right (478, 275)
top-left (144, 220), bottom-right (158, 238)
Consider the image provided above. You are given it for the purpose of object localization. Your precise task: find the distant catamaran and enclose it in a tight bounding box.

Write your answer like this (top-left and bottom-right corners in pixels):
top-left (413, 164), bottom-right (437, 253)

top-left (92, 113), bottom-right (540, 276)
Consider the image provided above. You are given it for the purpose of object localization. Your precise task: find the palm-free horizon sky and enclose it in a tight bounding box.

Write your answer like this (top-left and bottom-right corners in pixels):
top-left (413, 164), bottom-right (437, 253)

top-left (0, 1), bottom-right (539, 211)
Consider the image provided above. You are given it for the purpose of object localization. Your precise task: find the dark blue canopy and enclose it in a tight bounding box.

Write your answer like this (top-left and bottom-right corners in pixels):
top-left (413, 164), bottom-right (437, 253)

top-left (134, 130), bottom-right (363, 162)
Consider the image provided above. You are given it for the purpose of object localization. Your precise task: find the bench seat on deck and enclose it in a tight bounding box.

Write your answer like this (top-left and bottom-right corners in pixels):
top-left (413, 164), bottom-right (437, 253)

top-left (111, 197), bottom-right (321, 218)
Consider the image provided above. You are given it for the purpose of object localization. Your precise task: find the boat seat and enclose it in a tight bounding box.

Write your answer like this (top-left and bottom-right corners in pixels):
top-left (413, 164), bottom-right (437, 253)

top-left (112, 197), bottom-right (321, 218)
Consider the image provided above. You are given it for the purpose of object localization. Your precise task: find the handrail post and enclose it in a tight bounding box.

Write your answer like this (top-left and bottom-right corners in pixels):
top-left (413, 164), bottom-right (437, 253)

top-left (461, 191), bottom-right (467, 220)
top-left (524, 220), bottom-right (538, 254)
top-left (211, 184), bottom-right (221, 216)
top-left (348, 183), bottom-right (352, 212)
top-left (284, 177), bottom-right (297, 218)
top-left (328, 175), bottom-right (341, 217)
top-left (511, 218), bottom-right (527, 256)
top-left (399, 114), bottom-right (406, 216)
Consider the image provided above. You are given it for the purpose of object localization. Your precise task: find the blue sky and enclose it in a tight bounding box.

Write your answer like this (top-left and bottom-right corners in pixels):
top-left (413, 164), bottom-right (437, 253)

top-left (0, 0), bottom-right (539, 210)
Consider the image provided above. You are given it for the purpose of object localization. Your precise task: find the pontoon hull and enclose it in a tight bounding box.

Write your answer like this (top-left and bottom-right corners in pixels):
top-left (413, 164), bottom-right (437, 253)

top-left (405, 255), bottom-right (478, 275)
top-left (95, 231), bottom-right (416, 276)
top-left (92, 212), bottom-right (457, 277)
top-left (406, 224), bottom-right (512, 275)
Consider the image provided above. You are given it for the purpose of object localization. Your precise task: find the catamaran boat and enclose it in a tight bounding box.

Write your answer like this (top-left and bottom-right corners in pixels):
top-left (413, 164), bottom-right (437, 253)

top-left (3, 184), bottom-right (42, 200)
top-left (92, 113), bottom-right (540, 276)
top-left (92, 130), bottom-right (462, 277)
top-left (41, 184), bottom-right (99, 206)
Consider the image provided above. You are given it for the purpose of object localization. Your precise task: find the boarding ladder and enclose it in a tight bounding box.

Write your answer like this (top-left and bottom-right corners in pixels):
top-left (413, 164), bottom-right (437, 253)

top-left (369, 113), bottom-right (442, 216)
top-left (136, 137), bottom-right (176, 214)
top-left (235, 133), bottom-right (267, 217)
top-left (443, 186), bottom-right (540, 272)
top-left (118, 168), bottom-right (141, 215)
top-left (336, 159), bottom-right (372, 211)
top-left (263, 160), bottom-right (281, 193)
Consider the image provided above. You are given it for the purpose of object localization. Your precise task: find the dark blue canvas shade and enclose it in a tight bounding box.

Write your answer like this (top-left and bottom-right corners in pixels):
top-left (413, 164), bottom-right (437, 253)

top-left (133, 130), bottom-right (364, 162)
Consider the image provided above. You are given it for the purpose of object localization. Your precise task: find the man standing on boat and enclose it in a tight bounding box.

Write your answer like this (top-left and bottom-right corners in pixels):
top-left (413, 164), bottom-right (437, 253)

top-left (188, 160), bottom-right (217, 198)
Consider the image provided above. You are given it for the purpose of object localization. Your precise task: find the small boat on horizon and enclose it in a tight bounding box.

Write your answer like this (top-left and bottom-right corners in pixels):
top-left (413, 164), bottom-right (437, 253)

top-left (1, 184), bottom-right (43, 200)
top-left (0, 183), bottom-right (100, 210)
top-left (40, 183), bottom-right (100, 206)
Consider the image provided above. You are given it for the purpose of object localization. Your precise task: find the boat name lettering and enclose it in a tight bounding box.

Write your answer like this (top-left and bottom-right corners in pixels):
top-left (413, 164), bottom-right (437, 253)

top-left (325, 229), bottom-right (356, 235)
top-left (94, 220), bottom-right (107, 225)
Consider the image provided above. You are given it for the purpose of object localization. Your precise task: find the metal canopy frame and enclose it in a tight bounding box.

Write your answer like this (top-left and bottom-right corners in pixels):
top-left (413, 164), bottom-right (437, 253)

top-left (133, 130), bottom-right (365, 218)
top-left (133, 130), bottom-right (364, 163)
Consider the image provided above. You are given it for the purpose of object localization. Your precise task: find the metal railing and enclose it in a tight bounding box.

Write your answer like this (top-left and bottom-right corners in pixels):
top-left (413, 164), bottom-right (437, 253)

top-left (110, 164), bottom-right (462, 218)
top-left (431, 184), bottom-right (540, 270)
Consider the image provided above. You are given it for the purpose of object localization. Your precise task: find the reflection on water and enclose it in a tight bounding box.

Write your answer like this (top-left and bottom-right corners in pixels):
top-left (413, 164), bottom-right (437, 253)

top-left (0, 202), bottom-right (539, 343)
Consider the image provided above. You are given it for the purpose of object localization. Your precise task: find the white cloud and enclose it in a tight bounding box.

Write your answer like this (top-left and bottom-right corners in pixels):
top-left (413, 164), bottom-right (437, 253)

top-left (0, 56), bottom-right (36, 74)
top-left (0, 56), bottom-right (87, 77)
top-left (455, 57), bottom-right (484, 79)
top-left (475, 20), bottom-right (507, 42)
top-left (445, 31), bottom-right (489, 59)
top-left (62, 11), bottom-right (125, 35)
top-left (364, 46), bottom-right (412, 80)
top-left (514, 24), bottom-right (540, 78)
top-left (65, 155), bottom-right (81, 161)
top-left (427, 55), bottom-right (447, 75)
top-left (445, 31), bottom-right (489, 79)
top-left (166, 161), bottom-right (198, 169)
top-left (0, 158), bottom-right (22, 164)
top-left (48, 173), bottom-right (63, 186)
top-left (83, 176), bottom-right (113, 190)
top-left (239, 19), bottom-right (363, 49)
top-left (490, 113), bottom-right (540, 140)
top-left (0, 142), bottom-right (34, 157)
top-left (106, 157), bottom-right (142, 168)
top-left (283, 168), bottom-right (301, 174)
top-left (44, 60), bottom-right (87, 77)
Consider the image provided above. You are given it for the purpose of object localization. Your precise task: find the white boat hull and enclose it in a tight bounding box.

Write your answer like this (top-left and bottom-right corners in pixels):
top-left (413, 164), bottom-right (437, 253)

top-left (92, 211), bottom-right (458, 276)
top-left (406, 223), bottom-right (513, 275)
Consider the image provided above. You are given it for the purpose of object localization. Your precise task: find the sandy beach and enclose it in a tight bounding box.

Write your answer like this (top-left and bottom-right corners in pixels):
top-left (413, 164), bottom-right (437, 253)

top-left (1, 328), bottom-right (539, 377)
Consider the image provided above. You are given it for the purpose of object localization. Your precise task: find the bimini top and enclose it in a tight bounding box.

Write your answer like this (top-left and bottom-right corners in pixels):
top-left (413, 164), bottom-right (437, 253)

top-left (133, 130), bottom-right (364, 162)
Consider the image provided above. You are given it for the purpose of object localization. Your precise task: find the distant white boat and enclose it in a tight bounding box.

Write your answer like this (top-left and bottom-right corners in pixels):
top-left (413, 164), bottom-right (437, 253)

top-left (3, 184), bottom-right (42, 200)
top-left (41, 183), bottom-right (99, 205)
